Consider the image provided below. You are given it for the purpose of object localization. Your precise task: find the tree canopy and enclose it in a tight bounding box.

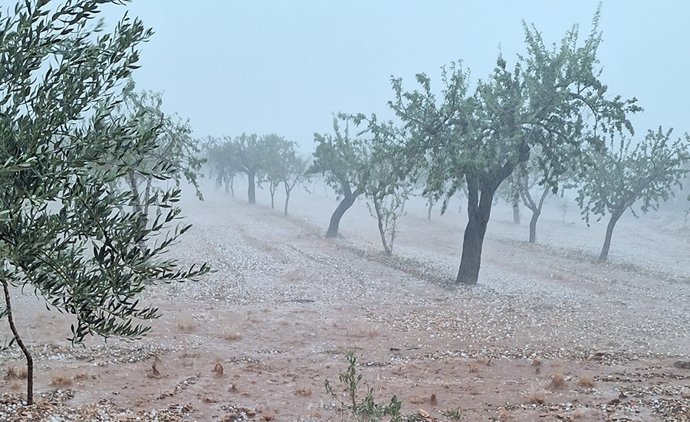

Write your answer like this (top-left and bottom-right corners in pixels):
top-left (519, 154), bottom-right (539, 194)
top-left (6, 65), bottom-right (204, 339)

top-left (577, 127), bottom-right (690, 261)
top-left (309, 116), bottom-right (371, 237)
top-left (388, 13), bottom-right (639, 283)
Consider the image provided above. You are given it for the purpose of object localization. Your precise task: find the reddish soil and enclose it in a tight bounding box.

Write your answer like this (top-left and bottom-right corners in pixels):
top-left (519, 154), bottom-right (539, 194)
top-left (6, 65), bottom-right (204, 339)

top-left (1, 184), bottom-right (688, 421)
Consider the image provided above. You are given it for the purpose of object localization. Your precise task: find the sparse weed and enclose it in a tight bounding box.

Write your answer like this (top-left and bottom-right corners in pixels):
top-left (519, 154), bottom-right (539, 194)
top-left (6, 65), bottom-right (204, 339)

top-left (577, 375), bottom-right (595, 388)
top-left (443, 407), bottom-right (463, 420)
top-left (526, 391), bottom-right (545, 405)
top-left (176, 317), bottom-right (196, 333)
top-left (5, 365), bottom-right (27, 380)
top-left (547, 373), bottom-right (566, 390)
top-left (325, 352), bottom-right (404, 421)
top-left (222, 331), bottom-right (242, 341)
top-left (50, 372), bottom-right (73, 387)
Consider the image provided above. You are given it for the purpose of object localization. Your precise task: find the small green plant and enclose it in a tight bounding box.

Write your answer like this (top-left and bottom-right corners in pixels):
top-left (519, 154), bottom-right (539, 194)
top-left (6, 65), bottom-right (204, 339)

top-left (443, 407), bottom-right (463, 420)
top-left (325, 352), bottom-right (403, 421)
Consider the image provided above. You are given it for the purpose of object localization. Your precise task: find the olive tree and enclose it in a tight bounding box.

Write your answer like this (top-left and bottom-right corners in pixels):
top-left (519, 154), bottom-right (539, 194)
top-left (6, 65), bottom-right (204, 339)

top-left (577, 128), bottom-right (690, 262)
top-left (389, 15), bottom-right (638, 284)
top-left (0, 0), bottom-right (209, 404)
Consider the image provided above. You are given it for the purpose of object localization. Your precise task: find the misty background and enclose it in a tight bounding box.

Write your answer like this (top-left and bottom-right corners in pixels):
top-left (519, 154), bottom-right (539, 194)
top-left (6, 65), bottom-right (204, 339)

top-left (106, 1), bottom-right (690, 152)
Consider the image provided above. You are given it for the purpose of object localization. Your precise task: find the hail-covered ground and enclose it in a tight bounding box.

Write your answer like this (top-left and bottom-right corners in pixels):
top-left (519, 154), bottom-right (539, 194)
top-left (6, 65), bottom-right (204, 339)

top-left (1, 180), bottom-right (688, 421)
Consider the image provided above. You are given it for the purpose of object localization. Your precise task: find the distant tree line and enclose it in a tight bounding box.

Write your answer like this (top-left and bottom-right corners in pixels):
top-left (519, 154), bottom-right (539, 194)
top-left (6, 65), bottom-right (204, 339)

top-left (204, 134), bottom-right (309, 216)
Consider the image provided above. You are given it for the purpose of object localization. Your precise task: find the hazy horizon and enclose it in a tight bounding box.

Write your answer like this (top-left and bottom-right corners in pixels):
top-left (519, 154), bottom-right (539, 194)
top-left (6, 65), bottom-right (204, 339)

top-left (102, 1), bottom-right (690, 153)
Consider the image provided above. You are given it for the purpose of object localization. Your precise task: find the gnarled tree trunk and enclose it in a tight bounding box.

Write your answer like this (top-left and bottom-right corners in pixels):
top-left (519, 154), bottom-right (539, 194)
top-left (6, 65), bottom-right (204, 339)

top-left (326, 189), bottom-right (360, 238)
top-left (456, 180), bottom-right (495, 285)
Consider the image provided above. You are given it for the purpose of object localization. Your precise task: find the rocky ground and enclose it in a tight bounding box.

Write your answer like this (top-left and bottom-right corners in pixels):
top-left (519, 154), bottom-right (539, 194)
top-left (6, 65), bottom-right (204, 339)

top-left (0, 184), bottom-right (688, 421)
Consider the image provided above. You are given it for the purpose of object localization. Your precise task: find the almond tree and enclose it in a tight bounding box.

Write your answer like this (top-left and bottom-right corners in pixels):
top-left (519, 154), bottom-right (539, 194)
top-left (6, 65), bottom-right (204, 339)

top-left (577, 128), bottom-right (690, 262)
top-left (309, 116), bottom-right (370, 238)
top-left (263, 134), bottom-right (293, 209)
top-left (111, 81), bottom-right (205, 246)
top-left (281, 151), bottom-right (309, 217)
top-left (389, 13), bottom-right (638, 284)
top-left (0, 0), bottom-right (209, 404)
top-left (232, 133), bottom-right (266, 204)
top-left (205, 137), bottom-right (239, 196)
top-left (362, 123), bottom-right (413, 255)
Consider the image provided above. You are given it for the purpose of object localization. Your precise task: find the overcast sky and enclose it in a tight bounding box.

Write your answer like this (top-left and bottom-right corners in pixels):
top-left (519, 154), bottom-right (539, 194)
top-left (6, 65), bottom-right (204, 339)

top-left (105, 1), bottom-right (690, 152)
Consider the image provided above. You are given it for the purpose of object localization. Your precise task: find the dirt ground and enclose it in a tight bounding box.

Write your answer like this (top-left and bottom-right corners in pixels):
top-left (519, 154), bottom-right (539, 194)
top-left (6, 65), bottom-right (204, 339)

top-left (1, 181), bottom-right (689, 421)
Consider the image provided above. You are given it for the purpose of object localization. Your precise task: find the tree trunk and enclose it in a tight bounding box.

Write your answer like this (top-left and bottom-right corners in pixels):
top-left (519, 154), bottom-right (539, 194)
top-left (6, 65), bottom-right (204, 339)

top-left (143, 177), bottom-right (152, 216)
top-left (528, 210), bottom-right (540, 243)
top-left (599, 210), bottom-right (623, 262)
top-left (283, 193), bottom-right (290, 216)
top-left (127, 171), bottom-right (147, 250)
top-left (526, 186), bottom-right (549, 244)
top-left (326, 192), bottom-right (359, 238)
top-left (247, 171), bottom-right (256, 204)
top-left (426, 193), bottom-right (434, 221)
top-left (2, 280), bottom-right (33, 405)
top-left (224, 177), bottom-right (229, 195)
top-left (373, 198), bottom-right (392, 255)
top-left (456, 184), bottom-right (494, 285)
top-left (512, 192), bottom-right (521, 224)
top-left (229, 176), bottom-right (234, 197)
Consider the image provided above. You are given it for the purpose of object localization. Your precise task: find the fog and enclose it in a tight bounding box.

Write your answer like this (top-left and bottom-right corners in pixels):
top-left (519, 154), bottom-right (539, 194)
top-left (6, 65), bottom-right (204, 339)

top-left (2, 2), bottom-right (689, 420)
top-left (107, 1), bottom-right (690, 151)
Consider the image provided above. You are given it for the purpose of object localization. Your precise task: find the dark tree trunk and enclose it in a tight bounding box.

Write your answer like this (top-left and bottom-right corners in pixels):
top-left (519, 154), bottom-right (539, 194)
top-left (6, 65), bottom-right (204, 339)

top-left (528, 210), bottom-right (540, 243)
top-left (455, 143), bottom-right (529, 284)
top-left (526, 186), bottom-right (550, 244)
top-left (456, 179), bottom-right (495, 285)
top-left (599, 209), bottom-right (624, 262)
top-left (224, 177), bottom-right (229, 195)
top-left (2, 280), bottom-right (33, 405)
top-left (326, 191), bottom-right (359, 238)
top-left (230, 176), bottom-right (234, 197)
top-left (269, 185), bottom-right (276, 209)
top-left (247, 171), bottom-right (256, 204)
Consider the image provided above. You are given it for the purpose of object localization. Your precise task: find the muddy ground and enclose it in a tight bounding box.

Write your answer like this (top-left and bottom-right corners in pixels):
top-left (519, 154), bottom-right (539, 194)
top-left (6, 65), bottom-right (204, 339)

top-left (1, 182), bottom-right (689, 421)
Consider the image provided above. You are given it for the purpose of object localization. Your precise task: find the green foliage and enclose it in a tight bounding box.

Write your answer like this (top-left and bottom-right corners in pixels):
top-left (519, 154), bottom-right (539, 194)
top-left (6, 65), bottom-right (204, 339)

top-left (204, 136), bottom-right (240, 193)
top-left (363, 125), bottom-right (413, 255)
top-left (325, 352), bottom-right (403, 422)
top-left (112, 81), bottom-right (205, 211)
top-left (309, 116), bottom-right (370, 199)
top-left (387, 10), bottom-right (638, 283)
top-left (442, 408), bottom-right (463, 420)
top-left (0, 0), bottom-right (210, 403)
top-left (577, 127), bottom-right (690, 224)
top-left (262, 134), bottom-right (310, 211)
